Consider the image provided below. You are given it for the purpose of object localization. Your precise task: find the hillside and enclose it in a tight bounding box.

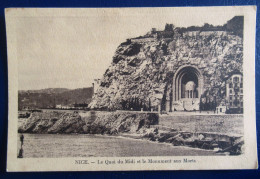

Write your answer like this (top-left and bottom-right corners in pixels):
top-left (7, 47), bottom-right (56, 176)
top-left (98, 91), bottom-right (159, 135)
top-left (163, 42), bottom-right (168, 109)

top-left (19, 88), bottom-right (70, 94)
top-left (18, 87), bottom-right (93, 110)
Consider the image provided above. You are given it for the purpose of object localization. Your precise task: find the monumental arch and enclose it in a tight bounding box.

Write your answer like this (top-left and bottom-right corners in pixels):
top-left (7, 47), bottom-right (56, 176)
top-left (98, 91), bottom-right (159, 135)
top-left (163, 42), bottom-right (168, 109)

top-left (171, 66), bottom-right (203, 111)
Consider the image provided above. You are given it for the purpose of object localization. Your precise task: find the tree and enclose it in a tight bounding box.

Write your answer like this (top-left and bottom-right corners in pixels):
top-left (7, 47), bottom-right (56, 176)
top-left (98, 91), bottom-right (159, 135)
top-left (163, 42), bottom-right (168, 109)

top-left (121, 99), bottom-right (127, 110)
top-left (164, 24), bottom-right (174, 32)
top-left (148, 98), bottom-right (151, 111)
top-left (199, 96), bottom-right (203, 112)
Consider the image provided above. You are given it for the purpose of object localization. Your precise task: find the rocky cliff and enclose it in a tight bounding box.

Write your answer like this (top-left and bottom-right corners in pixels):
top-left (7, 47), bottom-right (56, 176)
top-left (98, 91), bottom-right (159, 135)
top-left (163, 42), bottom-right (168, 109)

top-left (84, 111), bottom-right (158, 135)
top-left (89, 20), bottom-right (243, 110)
top-left (18, 111), bottom-right (86, 133)
top-left (18, 111), bottom-right (159, 134)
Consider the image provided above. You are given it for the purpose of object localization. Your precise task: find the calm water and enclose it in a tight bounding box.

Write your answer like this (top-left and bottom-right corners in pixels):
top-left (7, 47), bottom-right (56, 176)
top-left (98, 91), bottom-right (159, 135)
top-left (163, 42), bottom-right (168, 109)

top-left (17, 134), bottom-right (217, 158)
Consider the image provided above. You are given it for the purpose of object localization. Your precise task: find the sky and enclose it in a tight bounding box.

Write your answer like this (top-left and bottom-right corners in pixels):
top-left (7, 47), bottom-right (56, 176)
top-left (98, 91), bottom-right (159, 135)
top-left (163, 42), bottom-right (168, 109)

top-left (15, 7), bottom-right (242, 90)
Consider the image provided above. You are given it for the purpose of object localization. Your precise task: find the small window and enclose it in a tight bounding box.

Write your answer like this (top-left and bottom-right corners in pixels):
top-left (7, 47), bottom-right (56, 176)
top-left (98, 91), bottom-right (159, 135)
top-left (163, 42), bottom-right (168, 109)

top-left (241, 89), bottom-right (243, 93)
top-left (234, 100), bottom-right (239, 106)
top-left (230, 89), bottom-right (232, 93)
top-left (230, 102), bottom-right (232, 106)
top-left (220, 108), bottom-right (222, 112)
top-left (233, 77), bottom-right (239, 83)
top-left (241, 102), bottom-right (243, 106)
top-left (240, 83), bottom-right (243, 88)
top-left (230, 96), bottom-right (232, 100)
top-left (229, 83), bottom-right (233, 88)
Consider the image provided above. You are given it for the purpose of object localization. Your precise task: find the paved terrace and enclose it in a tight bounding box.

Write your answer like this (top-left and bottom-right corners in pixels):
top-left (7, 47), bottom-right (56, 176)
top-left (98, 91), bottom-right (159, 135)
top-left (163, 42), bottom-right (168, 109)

top-left (158, 113), bottom-right (243, 136)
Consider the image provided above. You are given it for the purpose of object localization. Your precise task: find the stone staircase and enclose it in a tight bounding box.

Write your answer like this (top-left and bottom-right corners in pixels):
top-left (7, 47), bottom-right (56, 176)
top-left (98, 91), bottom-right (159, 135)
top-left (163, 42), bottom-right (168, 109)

top-left (172, 101), bottom-right (184, 111)
top-left (172, 99), bottom-right (199, 111)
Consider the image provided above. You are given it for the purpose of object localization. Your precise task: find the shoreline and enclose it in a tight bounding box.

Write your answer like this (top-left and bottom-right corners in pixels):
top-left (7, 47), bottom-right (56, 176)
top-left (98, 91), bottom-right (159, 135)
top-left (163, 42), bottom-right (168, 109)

top-left (18, 133), bottom-right (223, 158)
top-left (16, 132), bottom-right (229, 155)
top-left (18, 110), bottom-right (244, 156)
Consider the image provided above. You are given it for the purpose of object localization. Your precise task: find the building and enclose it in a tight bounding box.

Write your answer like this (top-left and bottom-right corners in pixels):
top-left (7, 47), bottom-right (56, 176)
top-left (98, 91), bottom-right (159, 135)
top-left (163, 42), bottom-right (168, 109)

top-left (93, 79), bottom-right (101, 94)
top-left (216, 103), bottom-right (227, 114)
top-left (56, 104), bottom-right (62, 109)
top-left (55, 104), bottom-right (72, 109)
top-left (226, 73), bottom-right (243, 113)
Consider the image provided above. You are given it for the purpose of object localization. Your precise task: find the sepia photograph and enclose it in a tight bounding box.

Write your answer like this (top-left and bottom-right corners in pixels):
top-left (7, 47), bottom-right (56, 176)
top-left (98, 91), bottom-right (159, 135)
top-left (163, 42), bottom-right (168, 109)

top-left (5, 7), bottom-right (257, 171)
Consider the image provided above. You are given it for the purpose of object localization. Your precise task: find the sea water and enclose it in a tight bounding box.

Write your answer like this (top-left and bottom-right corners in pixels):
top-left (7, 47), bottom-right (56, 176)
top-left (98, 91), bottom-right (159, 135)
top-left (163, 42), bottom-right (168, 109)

top-left (17, 133), bottom-right (217, 158)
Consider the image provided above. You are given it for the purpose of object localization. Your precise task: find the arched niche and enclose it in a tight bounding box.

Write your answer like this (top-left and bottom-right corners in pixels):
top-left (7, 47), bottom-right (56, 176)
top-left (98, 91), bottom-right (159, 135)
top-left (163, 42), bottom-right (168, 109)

top-left (172, 66), bottom-right (204, 102)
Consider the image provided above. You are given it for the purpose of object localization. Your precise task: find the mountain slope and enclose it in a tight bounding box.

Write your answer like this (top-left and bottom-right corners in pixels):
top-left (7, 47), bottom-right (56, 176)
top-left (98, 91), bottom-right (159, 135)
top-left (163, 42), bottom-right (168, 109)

top-left (18, 87), bottom-right (93, 109)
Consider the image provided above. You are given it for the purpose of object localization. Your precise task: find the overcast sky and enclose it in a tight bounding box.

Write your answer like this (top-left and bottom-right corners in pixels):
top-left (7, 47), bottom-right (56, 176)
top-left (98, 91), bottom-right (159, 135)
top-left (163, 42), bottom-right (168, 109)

top-left (15, 8), bottom-right (242, 90)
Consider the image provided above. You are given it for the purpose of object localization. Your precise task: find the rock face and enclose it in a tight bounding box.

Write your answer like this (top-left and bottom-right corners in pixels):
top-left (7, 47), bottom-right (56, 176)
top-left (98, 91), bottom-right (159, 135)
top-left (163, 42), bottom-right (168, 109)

top-left (18, 111), bottom-right (86, 133)
top-left (89, 18), bottom-right (243, 111)
top-left (141, 128), bottom-right (244, 155)
top-left (18, 111), bottom-right (159, 134)
top-left (85, 111), bottom-right (159, 135)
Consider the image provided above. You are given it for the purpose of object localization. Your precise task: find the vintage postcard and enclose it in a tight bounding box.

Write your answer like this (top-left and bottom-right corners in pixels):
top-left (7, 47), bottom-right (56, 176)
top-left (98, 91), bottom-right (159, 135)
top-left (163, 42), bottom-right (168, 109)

top-left (6, 7), bottom-right (257, 171)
